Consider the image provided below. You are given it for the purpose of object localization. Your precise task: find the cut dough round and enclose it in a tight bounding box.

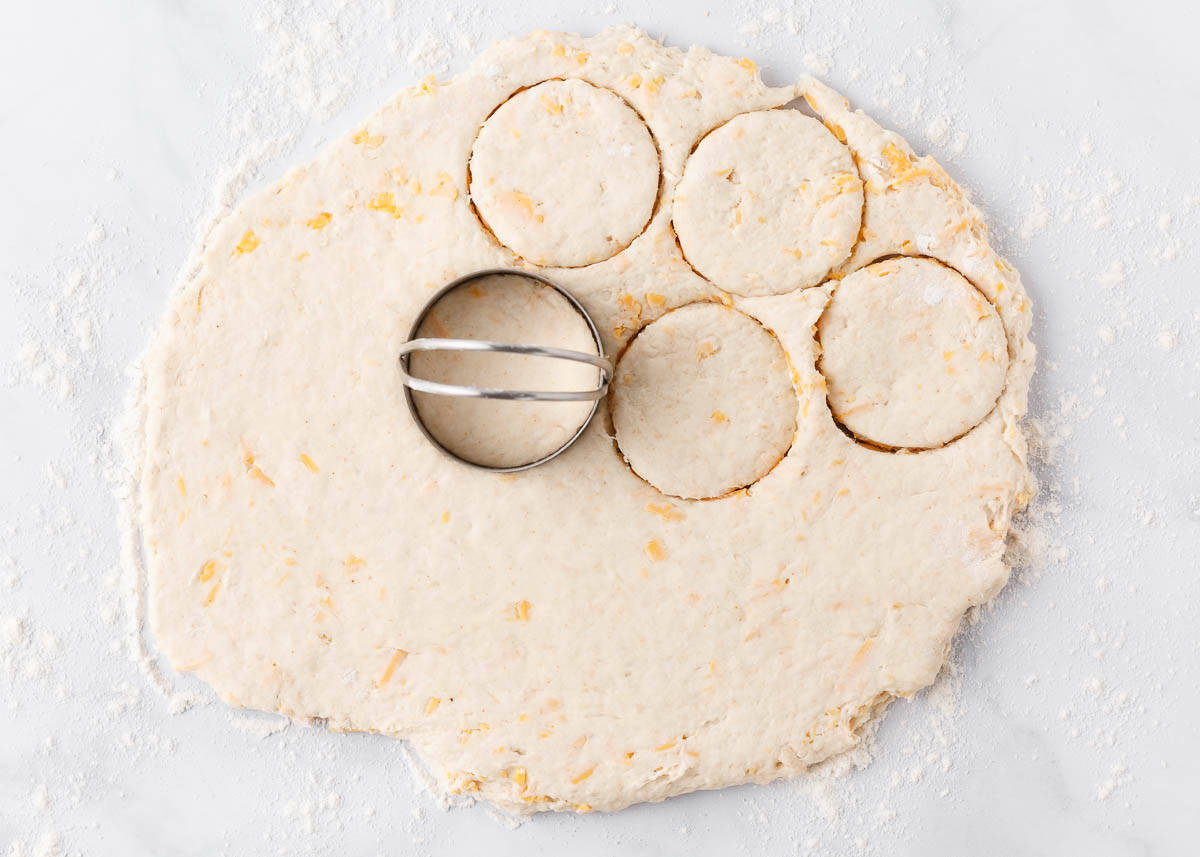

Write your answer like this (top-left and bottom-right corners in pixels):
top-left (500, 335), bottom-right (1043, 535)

top-left (409, 274), bottom-right (601, 469)
top-left (469, 79), bottom-right (659, 267)
top-left (818, 256), bottom-right (1009, 449)
top-left (610, 303), bottom-right (796, 500)
top-left (672, 109), bottom-right (862, 297)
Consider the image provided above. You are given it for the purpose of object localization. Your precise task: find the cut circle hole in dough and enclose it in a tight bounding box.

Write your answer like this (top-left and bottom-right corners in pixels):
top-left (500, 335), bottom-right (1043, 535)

top-left (672, 109), bottom-right (863, 297)
top-left (610, 302), bottom-right (797, 500)
top-left (817, 256), bottom-right (1010, 450)
top-left (468, 79), bottom-right (661, 268)
top-left (408, 273), bottom-right (602, 469)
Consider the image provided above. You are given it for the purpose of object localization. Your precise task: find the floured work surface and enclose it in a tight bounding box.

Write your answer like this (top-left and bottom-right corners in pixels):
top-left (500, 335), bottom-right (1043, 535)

top-left (134, 27), bottom-right (1035, 815)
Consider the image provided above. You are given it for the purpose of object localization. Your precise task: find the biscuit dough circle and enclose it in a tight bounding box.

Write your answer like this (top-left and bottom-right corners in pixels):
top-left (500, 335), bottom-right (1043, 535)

top-left (610, 303), bottom-right (797, 500)
top-left (408, 274), bottom-right (601, 469)
top-left (818, 256), bottom-right (1009, 449)
top-left (672, 110), bottom-right (863, 297)
top-left (469, 79), bottom-right (660, 267)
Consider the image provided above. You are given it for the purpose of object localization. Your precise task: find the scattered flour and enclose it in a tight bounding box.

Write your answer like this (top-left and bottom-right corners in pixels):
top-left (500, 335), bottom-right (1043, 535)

top-left (1020, 199), bottom-right (1051, 240)
top-left (1097, 259), bottom-right (1126, 288)
top-left (803, 53), bottom-right (832, 76)
top-left (230, 713), bottom-right (293, 739)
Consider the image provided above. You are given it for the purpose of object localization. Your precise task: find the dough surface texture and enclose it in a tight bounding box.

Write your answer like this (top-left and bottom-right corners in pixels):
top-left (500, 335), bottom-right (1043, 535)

top-left (135, 27), bottom-right (1035, 816)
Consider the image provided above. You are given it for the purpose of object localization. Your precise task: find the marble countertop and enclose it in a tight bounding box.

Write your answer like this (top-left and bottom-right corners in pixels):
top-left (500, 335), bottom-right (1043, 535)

top-left (2, 0), bottom-right (1198, 854)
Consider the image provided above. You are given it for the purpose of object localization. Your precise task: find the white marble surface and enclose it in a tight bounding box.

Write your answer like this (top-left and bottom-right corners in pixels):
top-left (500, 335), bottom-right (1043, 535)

top-left (2, 1), bottom-right (1198, 854)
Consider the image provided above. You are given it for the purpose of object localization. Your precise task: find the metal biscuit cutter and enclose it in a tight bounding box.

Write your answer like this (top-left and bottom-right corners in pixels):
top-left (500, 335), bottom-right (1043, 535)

top-left (398, 269), bottom-right (613, 472)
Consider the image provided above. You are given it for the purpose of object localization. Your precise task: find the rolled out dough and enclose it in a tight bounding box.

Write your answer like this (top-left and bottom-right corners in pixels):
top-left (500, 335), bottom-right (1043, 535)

top-left (134, 27), bottom-right (1035, 815)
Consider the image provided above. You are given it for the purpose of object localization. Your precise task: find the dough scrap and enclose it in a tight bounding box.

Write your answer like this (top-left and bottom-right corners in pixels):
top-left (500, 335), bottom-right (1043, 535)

top-left (134, 27), bottom-right (1035, 816)
top-left (469, 78), bottom-right (660, 267)
top-left (818, 257), bottom-right (1009, 450)
top-left (672, 110), bottom-right (862, 297)
top-left (610, 303), bottom-right (796, 499)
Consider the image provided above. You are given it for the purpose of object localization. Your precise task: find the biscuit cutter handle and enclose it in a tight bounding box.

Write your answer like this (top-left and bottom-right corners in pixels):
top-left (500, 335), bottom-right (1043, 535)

top-left (398, 338), bottom-right (612, 401)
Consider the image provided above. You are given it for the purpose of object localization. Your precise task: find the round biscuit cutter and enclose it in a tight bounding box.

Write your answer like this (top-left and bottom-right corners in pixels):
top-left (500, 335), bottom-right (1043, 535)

top-left (398, 269), bottom-right (613, 472)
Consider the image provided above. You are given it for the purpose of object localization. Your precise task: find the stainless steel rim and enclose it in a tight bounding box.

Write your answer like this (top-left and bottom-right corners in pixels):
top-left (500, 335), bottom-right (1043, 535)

top-left (398, 268), bottom-right (611, 472)
top-left (398, 339), bottom-right (611, 401)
